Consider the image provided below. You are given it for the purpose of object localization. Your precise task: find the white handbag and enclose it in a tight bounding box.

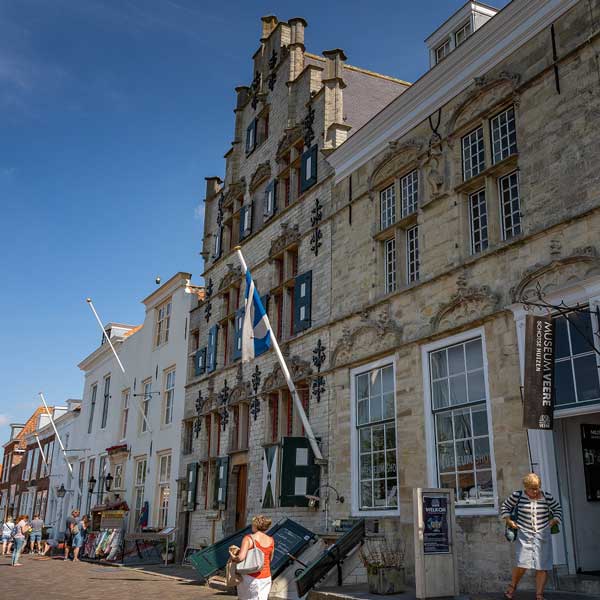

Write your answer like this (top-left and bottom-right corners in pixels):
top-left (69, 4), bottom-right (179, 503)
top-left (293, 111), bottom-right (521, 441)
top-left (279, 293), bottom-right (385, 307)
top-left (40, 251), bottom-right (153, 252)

top-left (236, 535), bottom-right (265, 575)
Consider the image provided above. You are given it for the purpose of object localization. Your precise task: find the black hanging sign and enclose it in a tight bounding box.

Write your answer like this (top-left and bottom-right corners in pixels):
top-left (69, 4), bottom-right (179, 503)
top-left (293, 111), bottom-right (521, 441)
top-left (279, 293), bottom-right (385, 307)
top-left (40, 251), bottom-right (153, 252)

top-left (523, 315), bottom-right (555, 430)
top-left (581, 424), bottom-right (600, 502)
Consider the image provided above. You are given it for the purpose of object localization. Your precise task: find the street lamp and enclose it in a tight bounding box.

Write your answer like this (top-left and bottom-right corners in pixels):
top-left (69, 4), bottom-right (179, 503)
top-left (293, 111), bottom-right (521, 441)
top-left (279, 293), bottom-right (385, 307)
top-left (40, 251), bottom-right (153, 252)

top-left (105, 473), bottom-right (113, 492)
top-left (88, 475), bottom-right (97, 495)
top-left (56, 484), bottom-right (67, 499)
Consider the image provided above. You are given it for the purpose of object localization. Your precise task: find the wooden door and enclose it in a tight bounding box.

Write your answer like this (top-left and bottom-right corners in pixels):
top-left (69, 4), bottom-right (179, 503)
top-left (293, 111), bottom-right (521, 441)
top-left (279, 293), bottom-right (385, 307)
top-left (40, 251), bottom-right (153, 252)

top-left (235, 464), bottom-right (248, 531)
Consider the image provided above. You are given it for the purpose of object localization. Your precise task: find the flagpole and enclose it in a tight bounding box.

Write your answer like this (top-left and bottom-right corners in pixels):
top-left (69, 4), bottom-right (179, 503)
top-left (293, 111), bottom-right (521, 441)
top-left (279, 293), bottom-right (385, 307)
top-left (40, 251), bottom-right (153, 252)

top-left (85, 298), bottom-right (153, 434)
top-left (33, 432), bottom-right (48, 467)
top-left (234, 247), bottom-right (324, 462)
top-left (39, 392), bottom-right (83, 500)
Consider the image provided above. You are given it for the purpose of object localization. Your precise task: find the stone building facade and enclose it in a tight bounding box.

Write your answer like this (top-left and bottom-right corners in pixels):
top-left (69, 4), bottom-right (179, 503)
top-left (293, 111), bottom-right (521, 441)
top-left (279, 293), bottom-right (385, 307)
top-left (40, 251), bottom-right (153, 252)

top-left (326, 0), bottom-right (600, 591)
top-left (179, 15), bottom-right (409, 552)
top-left (181, 0), bottom-right (600, 594)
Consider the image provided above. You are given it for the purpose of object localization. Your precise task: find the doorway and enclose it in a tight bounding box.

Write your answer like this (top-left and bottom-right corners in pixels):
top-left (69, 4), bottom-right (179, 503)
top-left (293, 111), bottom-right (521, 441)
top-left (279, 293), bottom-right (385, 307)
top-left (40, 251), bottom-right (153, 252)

top-left (235, 464), bottom-right (248, 531)
top-left (554, 411), bottom-right (600, 574)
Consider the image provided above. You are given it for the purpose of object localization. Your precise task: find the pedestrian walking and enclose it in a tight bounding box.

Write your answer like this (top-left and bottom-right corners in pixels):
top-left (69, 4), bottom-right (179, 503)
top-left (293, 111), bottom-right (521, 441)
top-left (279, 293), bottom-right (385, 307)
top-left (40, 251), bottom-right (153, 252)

top-left (501, 473), bottom-right (563, 600)
top-left (64, 510), bottom-right (83, 562)
top-left (2, 515), bottom-right (15, 555)
top-left (29, 514), bottom-right (44, 554)
top-left (11, 514), bottom-right (31, 567)
top-left (230, 515), bottom-right (275, 600)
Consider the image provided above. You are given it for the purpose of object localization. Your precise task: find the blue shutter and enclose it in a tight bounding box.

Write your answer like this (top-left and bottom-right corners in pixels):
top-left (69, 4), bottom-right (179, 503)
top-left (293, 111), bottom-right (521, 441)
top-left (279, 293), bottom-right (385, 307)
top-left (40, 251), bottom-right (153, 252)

top-left (300, 145), bottom-right (318, 193)
top-left (232, 308), bottom-right (244, 361)
top-left (239, 203), bottom-right (253, 241)
top-left (207, 325), bottom-right (219, 373)
top-left (264, 180), bottom-right (277, 219)
top-left (279, 437), bottom-right (320, 507)
top-left (246, 120), bottom-right (257, 154)
top-left (293, 271), bottom-right (312, 334)
top-left (194, 347), bottom-right (206, 376)
top-left (214, 227), bottom-right (223, 260)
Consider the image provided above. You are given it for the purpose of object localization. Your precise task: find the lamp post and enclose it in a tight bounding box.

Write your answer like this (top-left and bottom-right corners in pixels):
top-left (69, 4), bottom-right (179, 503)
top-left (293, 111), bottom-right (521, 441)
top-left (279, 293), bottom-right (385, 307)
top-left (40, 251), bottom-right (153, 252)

top-left (305, 484), bottom-right (345, 533)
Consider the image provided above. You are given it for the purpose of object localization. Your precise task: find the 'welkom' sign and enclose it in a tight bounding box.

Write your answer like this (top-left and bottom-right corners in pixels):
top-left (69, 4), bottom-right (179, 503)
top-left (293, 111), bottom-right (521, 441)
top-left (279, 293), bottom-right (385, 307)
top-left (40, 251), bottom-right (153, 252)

top-left (523, 314), bottom-right (555, 430)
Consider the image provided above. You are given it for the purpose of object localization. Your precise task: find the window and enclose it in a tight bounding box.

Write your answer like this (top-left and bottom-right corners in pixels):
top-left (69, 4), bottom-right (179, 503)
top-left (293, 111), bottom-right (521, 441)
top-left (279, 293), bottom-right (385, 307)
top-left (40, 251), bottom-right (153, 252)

top-left (23, 450), bottom-right (32, 480)
top-left (380, 184), bottom-right (396, 229)
top-left (155, 300), bottom-right (172, 347)
top-left (264, 180), bottom-right (277, 220)
top-left (134, 458), bottom-right (147, 530)
top-left (207, 325), bottom-right (219, 373)
top-left (491, 106), bottom-right (517, 163)
top-left (384, 238), bottom-right (397, 293)
top-left (246, 119), bottom-right (257, 154)
top-left (86, 457), bottom-right (95, 514)
top-left (157, 454), bottom-right (172, 528)
top-left (182, 420), bottom-right (194, 455)
top-left (77, 461), bottom-right (85, 510)
top-left (300, 145), bottom-right (318, 193)
top-left (98, 455), bottom-right (107, 504)
top-left (239, 203), bottom-right (253, 240)
top-left (469, 189), bottom-right (488, 253)
top-left (141, 380), bottom-right (151, 433)
top-left (121, 389), bottom-right (130, 440)
top-left (499, 171), bottom-right (521, 239)
top-left (113, 464), bottom-right (123, 490)
top-left (454, 20), bottom-right (472, 46)
top-left (231, 404), bottom-right (250, 452)
top-left (427, 335), bottom-right (495, 508)
top-left (406, 226), bottom-right (419, 283)
top-left (293, 271), bottom-right (312, 334)
top-left (462, 127), bottom-right (485, 180)
top-left (435, 39), bottom-right (450, 64)
top-left (101, 375), bottom-right (111, 429)
top-left (1, 452), bottom-right (11, 483)
top-left (163, 369), bottom-right (175, 425)
top-left (31, 448), bottom-right (40, 481)
top-left (353, 361), bottom-right (398, 514)
top-left (400, 170), bottom-right (418, 217)
top-left (88, 383), bottom-right (97, 434)
top-left (554, 309), bottom-right (600, 409)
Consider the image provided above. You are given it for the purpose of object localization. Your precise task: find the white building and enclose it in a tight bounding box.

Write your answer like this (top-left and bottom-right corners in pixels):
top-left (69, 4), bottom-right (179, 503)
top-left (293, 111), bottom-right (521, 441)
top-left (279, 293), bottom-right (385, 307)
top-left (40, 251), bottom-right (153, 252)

top-left (74, 273), bottom-right (202, 531)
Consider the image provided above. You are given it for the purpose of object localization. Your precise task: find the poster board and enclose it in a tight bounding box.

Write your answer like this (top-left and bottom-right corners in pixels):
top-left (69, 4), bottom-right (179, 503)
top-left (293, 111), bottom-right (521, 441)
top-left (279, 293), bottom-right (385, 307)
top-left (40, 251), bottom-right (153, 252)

top-left (582, 424), bottom-right (600, 501)
top-left (413, 488), bottom-right (459, 599)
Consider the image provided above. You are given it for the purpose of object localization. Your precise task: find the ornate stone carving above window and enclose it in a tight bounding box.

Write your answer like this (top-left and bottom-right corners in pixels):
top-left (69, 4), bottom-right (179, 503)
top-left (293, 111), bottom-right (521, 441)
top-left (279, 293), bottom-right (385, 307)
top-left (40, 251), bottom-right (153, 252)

top-left (367, 138), bottom-right (425, 201)
top-left (223, 179), bottom-right (246, 207)
top-left (249, 161), bottom-right (272, 193)
top-left (510, 246), bottom-right (600, 304)
top-left (331, 305), bottom-right (403, 367)
top-left (276, 126), bottom-right (302, 162)
top-left (229, 363), bottom-right (252, 406)
top-left (261, 356), bottom-right (313, 393)
top-left (446, 72), bottom-right (521, 138)
top-left (218, 264), bottom-right (242, 291)
top-left (269, 222), bottom-right (301, 258)
top-left (430, 272), bottom-right (499, 333)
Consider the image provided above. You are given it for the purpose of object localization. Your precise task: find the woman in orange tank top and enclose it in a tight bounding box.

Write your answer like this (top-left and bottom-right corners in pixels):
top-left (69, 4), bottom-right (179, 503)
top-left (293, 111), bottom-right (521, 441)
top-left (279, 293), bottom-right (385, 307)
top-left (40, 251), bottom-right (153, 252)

top-left (234, 515), bottom-right (275, 600)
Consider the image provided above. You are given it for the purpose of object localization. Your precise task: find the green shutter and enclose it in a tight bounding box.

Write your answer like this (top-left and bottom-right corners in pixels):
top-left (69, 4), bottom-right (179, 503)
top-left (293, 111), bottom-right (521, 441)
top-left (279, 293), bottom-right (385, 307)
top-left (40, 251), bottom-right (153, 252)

top-left (207, 325), bottom-right (218, 373)
top-left (212, 456), bottom-right (229, 509)
top-left (186, 462), bottom-right (198, 511)
top-left (194, 347), bottom-right (206, 376)
top-left (232, 308), bottom-right (244, 361)
top-left (280, 437), bottom-right (320, 507)
top-left (246, 120), bottom-right (257, 153)
top-left (300, 145), bottom-right (318, 192)
top-left (264, 180), bottom-right (277, 219)
top-left (293, 271), bottom-right (312, 334)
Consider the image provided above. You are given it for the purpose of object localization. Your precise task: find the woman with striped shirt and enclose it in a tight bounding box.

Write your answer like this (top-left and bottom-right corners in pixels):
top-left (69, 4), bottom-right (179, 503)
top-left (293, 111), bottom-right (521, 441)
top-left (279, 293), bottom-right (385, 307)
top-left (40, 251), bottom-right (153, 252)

top-left (500, 473), bottom-right (562, 600)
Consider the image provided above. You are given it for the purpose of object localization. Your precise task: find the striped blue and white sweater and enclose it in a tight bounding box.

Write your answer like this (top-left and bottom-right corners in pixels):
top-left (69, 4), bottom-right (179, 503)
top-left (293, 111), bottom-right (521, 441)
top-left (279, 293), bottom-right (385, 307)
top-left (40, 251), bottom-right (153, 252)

top-left (500, 490), bottom-right (563, 533)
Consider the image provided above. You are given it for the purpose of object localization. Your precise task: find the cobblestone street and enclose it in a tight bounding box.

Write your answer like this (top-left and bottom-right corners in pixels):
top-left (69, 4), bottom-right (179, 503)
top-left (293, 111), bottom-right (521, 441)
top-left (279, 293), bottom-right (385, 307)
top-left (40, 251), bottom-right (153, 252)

top-left (0, 554), bottom-right (221, 600)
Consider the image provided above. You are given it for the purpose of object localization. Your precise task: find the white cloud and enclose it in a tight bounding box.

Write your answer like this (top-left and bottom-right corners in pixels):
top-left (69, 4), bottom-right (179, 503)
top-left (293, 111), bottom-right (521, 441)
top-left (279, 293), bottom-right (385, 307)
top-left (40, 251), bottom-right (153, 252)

top-left (194, 203), bottom-right (204, 221)
top-left (0, 414), bottom-right (10, 427)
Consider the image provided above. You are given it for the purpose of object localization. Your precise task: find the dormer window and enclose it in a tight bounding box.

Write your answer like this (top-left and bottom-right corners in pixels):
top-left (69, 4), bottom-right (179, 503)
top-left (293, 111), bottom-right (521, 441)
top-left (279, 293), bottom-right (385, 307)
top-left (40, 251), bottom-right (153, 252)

top-left (435, 40), bottom-right (451, 64)
top-left (454, 21), bottom-right (472, 47)
top-left (101, 328), bottom-right (111, 345)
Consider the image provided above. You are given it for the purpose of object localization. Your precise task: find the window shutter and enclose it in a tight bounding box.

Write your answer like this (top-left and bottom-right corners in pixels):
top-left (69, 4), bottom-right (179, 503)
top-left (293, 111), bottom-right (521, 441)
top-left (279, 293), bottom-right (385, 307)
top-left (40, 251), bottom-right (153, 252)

top-left (264, 180), bottom-right (277, 219)
top-left (239, 204), bottom-right (253, 241)
top-left (293, 271), bottom-right (312, 334)
top-left (279, 437), bottom-right (320, 507)
top-left (214, 227), bottom-right (223, 260)
top-left (212, 456), bottom-right (229, 509)
top-left (300, 145), bottom-right (318, 193)
top-left (246, 120), bottom-right (257, 154)
top-left (232, 308), bottom-right (244, 361)
top-left (261, 445), bottom-right (279, 509)
top-left (186, 462), bottom-right (198, 511)
top-left (207, 325), bottom-right (219, 373)
top-left (194, 347), bottom-right (206, 376)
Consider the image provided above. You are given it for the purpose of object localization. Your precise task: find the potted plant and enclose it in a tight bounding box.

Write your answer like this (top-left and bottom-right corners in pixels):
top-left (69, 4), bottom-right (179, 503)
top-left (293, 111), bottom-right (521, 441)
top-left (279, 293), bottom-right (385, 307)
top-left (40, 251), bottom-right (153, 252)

top-left (360, 538), bottom-right (406, 595)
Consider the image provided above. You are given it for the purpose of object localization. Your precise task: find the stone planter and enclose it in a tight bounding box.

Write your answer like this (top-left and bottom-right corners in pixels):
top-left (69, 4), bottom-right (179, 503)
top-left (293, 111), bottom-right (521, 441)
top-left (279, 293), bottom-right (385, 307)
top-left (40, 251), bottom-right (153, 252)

top-left (367, 566), bottom-right (406, 595)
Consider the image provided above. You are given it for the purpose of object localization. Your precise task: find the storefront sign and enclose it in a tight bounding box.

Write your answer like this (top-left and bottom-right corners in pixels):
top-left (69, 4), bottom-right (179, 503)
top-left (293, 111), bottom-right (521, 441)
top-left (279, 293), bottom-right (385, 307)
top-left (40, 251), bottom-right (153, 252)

top-left (422, 494), bottom-right (450, 554)
top-left (523, 315), bottom-right (555, 430)
top-left (581, 424), bottom-right (600, 502)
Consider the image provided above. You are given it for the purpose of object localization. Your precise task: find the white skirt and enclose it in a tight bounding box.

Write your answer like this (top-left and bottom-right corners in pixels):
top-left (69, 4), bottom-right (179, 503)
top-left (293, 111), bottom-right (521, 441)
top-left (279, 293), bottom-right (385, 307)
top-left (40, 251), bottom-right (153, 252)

top-left (237, 574), bottom-right (272, 600)
top-left (515, 526), bottom-right (553, 571)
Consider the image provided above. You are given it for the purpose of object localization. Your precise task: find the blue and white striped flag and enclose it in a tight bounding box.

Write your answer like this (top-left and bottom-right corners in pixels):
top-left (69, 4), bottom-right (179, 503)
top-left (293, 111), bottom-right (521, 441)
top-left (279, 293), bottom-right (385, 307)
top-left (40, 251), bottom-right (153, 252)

top-left (241, 269), bottom-right (271, 362)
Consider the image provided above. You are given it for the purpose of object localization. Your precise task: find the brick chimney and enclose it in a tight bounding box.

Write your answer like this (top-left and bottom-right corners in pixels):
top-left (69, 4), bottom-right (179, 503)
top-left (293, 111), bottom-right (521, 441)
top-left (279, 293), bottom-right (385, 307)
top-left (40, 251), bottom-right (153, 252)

top-left (261, 15), bottom-right (278, 41)
top-left (288, 17), bottom-right (307, 81)
top-left (322, 49), bottom-right (351, 150)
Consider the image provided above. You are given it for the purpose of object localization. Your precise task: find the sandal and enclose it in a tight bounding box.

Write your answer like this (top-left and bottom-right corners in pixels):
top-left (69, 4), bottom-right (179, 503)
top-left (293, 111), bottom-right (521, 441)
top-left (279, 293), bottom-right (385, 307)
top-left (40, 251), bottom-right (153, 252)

top-left (504, 584), bottom-right (516, 599)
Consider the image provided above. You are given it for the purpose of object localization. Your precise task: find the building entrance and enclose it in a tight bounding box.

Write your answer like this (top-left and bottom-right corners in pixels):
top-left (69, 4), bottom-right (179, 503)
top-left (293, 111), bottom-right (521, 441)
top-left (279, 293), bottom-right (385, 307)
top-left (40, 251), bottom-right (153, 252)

top-left (554, 411), bottom-right (600, 574)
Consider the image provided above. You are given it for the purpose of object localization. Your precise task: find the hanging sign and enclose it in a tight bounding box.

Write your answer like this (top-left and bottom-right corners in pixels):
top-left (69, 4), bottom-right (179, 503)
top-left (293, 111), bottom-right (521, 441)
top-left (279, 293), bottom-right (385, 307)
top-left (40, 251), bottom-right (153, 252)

top-left (523, 315), bottom-right (555, 430)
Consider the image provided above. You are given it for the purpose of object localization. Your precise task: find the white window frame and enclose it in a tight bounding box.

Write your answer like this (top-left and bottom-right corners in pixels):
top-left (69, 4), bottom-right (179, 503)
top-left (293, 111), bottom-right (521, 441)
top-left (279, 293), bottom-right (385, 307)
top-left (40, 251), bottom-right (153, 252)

top-left (406, 225), bottom-right (419, 283)
top-left (100, 374), bottom-right (111, 430)
top-left (462, 127), bottom-right (485, 180)
top-left (421, 326), bottom-right (499, 516)
top-left (469, 189), bottom-right (488, 254)
top-left (141, 380), bottom-right (152, 434)
top-left (163, 369), bottom-right (175, 425)
top-left (491, 106), bottom-right (517, 164)
top-left (121, 389), bottom-right (130, 440)
top-left (157, 453), bottom-right (172, 528)
top-left (113, 463), bottom-right (123, 491)
top-left (380, 184), bottom-right (396, 230)
top-left (454, 20), bottom-right (472, 46)
top-left (435, 39), bottom-right (450, 64)
top-left (499, 171), bottom-right (521, 240)
top-left (1, 452), bottom-right (11, 483)
top-left (400, 170), bottom-right (418, 217)
top-left (384, 237), bottom-right (397, 294)
top-left (155, 300), bottom-right (172, 347)
top-left (31, 448), bottom-right (40, 481)
top-left (88, 383), bottom-right (98, 434)
top-left (350, 356), bottom-right (400, 517)
top-left (23, 450), bottom-right (33, 481)
top-left (133, 457), bottom-right (147, 529)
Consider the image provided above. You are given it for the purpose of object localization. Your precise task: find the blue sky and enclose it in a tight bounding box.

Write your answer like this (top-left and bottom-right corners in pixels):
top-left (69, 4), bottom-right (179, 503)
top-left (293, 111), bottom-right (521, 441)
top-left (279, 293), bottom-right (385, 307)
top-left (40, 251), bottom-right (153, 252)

top-left (0, 0), bottom-right (509, 444)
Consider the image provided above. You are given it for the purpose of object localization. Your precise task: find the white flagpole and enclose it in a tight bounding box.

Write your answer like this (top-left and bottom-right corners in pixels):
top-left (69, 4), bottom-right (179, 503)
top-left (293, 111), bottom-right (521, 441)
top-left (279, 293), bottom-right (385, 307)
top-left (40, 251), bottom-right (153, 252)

top-left (85, 298), bottom-right (152, 434)
top-left (33, 432), bottom-right (48, 467)
top-left (234, 246), bottom-right (324, 461)
top-left (39, 392), bottom-right (83, 499)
